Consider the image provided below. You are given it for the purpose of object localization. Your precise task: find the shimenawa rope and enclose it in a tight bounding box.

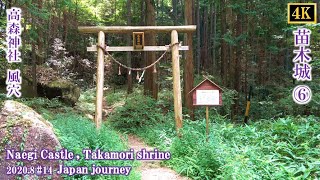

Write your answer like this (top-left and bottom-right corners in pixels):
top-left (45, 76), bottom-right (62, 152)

top-left (96, 42), bottom-right (180, 71)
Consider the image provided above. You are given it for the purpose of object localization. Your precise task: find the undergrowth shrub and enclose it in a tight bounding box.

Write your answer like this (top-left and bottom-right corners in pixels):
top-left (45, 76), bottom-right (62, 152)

top-left (249, 84), bottom-right (320, 120)
top-left (105, 85), bottom-right (320, 179)
top-left (106, 91), bottom-right (126, 106)
top-left (52, 113), bottom-right (140, 180)
top-left (109, 93), bottom-right (164, 132)
top-left (18, 97), bottom-right (65, 110)
top-left (157, 89), bottom-right (175, 113)
top-left (169, 123), bottom-right (222, 179)
top-left (133, 112), bottom-right (176, 149)
top-left (131, 113), bottom-right (320, 179)
top-left (13, 97), bottom-right (71, 119)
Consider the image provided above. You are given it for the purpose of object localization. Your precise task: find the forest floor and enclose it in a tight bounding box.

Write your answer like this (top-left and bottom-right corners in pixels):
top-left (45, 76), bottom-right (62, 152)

top-left (126, 134), bottom-right (189, 180)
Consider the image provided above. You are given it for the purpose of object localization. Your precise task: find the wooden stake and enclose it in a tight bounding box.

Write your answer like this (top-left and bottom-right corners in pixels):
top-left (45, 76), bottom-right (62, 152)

top-left (206, 106), bottom-right (209, 142)
top-left (95, 31), bottom-right (105, 129)
top-left (171, 30), bottom-right (183, 135)
top-left (244, 86), bottom-right (253, 124)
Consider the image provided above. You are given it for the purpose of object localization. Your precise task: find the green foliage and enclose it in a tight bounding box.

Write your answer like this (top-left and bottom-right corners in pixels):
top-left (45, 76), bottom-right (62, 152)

top-left (250, 85), bottom-right (320, 120)
top-left (169, 123), bottom-right (222, 179)
top-left (8, 97), bottom-right (73, 120)
top-left (111, 92), bottom-right (320, 179)
top-left (220, 88), bottom-right (237, 116)
top-left (52, 113), bottom-right (140, 180)
top-left (126, 108), bottom-right (320, 179)
top-left (76, 88), bottom-right (97, 114)
top-left (106, 91), bottom-right (126, 106)
top-left (109, 93), bottom-right (164, 132)
top-left (18, 97), bottom-right (64, 109)
top-left (157, 89), bottom-right (175, 113)
top-left (15, 97), bottom-right (68, 116)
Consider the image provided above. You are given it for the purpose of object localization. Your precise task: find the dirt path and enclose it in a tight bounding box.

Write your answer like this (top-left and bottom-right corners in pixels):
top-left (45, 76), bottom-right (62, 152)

top-left (127, 134), bottom-right (189, 180)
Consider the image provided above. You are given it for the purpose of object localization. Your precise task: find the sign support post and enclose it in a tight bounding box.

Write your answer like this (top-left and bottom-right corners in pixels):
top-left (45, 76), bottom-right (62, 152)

top-left (206, 106), bottom-right (209, 142)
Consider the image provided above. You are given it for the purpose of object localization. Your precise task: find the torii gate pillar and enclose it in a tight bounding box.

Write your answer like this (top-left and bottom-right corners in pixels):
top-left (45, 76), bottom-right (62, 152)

top-left (95, 31), bottom-right (105, 129)
top-left (171, 30), bottom-right (183, 133)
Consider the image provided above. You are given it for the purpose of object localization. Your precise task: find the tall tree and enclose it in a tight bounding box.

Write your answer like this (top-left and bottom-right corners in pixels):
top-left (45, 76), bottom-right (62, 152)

top-left (31, 0), bottom-right (37, 97)
top-left (202, 7), bottom-right (208, 71)
top-left (126, 0), bottom-right (133, 94)
top-left (232, 11), bottom-right (242, 118)
top-left (220, 0), bottom-right (227, 85)
top-left (196, 0), bottom-right (200, 74)
top-left (144, 0), bottom-right (158, 99)
top-left (172, 0), bottom-right (178, 25)
top-left (184, 0), bottom-right (194, 119)
top-left (226, 2), bottom-right (233, 88)
top-left (37, 0), bottom-right (44, 64)
top-left (212, 3), bottom-right (217, 74)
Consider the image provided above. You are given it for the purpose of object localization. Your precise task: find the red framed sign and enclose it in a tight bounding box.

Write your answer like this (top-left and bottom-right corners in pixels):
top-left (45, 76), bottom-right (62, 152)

top-left (189, 78), bottom-right (223, 106)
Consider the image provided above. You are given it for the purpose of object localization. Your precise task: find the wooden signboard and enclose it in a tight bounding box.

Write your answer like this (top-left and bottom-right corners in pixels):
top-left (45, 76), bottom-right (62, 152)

top-left (189, 79), bottom-right (223, 106)
top-left (133, 32), bottom-right (144, 49)
top-left (189, 78), bottom-right (223, 142)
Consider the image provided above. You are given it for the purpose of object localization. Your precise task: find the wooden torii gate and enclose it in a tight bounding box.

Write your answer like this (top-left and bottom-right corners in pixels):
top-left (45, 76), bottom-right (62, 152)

top-left (78, 26), bottom-right (196, 134)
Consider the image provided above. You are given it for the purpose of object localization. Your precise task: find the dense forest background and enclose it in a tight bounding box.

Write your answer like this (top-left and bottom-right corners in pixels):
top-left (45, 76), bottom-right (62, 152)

top-left (1, 0), bottom-right (320, 179)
